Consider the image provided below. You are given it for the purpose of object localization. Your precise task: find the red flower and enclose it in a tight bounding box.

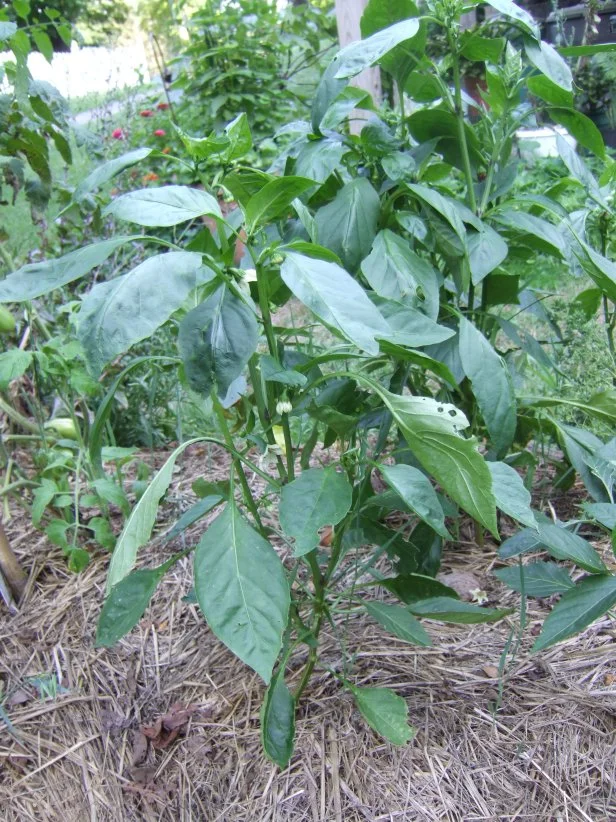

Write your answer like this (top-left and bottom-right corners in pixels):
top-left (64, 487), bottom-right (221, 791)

top-left (154, 129), bottom-right (166, 137)
top-left (142, 172), bottom-right (159, 183)
top-left (157, 102), bottom-right (170, 111)
top-left (139, 109), bottom-right (154, 117)
top-left (111, 128), bottom-right (125, 139)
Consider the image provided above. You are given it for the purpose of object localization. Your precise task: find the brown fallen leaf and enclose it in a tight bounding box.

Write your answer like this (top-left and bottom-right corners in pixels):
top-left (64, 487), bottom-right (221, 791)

top-left (131, 730), bottom-right (149, 766)
top-left (482, 665), bottom-right (499, 678)
top-left (140, 702), bottom-right (198, 749)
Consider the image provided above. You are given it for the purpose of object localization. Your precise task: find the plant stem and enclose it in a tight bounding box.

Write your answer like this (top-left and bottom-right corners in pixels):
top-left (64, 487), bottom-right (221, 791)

top-left (449, 32), bottom-right (477, 214)
top-left (0, 397), bottom-right (39, 434)
top-left (248, 358), bottom-right (287, 482)
top-left (211, 391), bottom-right (265, 533)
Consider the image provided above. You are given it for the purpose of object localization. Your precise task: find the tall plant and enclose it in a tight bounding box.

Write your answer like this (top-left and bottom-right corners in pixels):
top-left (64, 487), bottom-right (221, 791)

top-left (1, 0), bottom-right (616, 764)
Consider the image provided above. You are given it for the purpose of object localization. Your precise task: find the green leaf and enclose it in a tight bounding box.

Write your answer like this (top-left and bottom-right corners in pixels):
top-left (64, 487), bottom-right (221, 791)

top-left (525, 39), bottom-right (572, 91)
top-left (0, 349), bottom-right (32, 389)
top-left (0, 22), bottom-right (17, 42)
top-left (32, 479), bottom-right (57, 527)
top-left (458, 316), bottom-right (516, 458)
top-left (547, 108), bottom-right (605, 158)
top-left (575, 244), bottom-right (616, 304)
top-left (91, 478), bottom-right (129, 516)
top-left (32, 29), bottom-right (53, 62)
top-left (314, 179), bottom-right (380, 272)
top-left (174, 125), bottom-right (231, 162)
top-left (484, 0), bottom-right (539, 37)
top-left (75, 148), bottom-right (152, 200)
top-left (333, 19), bottom-right (420, 80)
top-left (178, 285), bottom-right (258, 401)
top-left (78, 252), bottom-right (208, 376)
top-left (260, 354), bottom-right (307, 388)
top-left (380, 574), bottom-right (459, 604)
top-left (555, 135), bottom-right (603, 202)
top-left (245, 177), bottom-right (315, 233)
top-left (407, 183), bottom-right (467, 248)
top-left (222, 112), bottom-right (252, 161)
top-left (352, 686), bottom-right (415, 745)
top-left (166, 494), bottom-right (224, 540)
top-left (535, 521), bottom-right (607, 574)
top-left (461, 33), bottom-right (505, 63)
top-left (558, 43), bottom-right (616, 57)
top-left (373, 296), bottom-right (455, 350)
top-left (467, 224), bottom-right (508, 285)
top-left (0, 237), bottom-right (141, 302)
top-left (493, 210), bottom-right (566, 257)
top-left (408, 597), bottom-right (511, 623)
top-left (260, 671), bottom-right (295, 768)
top-left (527, 75), bottom-right (573, 107)
top-left (361, 229), bottom-right (440, 318)
top-left (487, 461), bottom-right (537, 529)
top-left (582, 503), bottom-right (616, 531)
top-left (104, 185), bottom-right (222, 227)
top-left (96, 565), bottom-right (167, 647)
top-left (194, 503), bottom-right (290, 683)
top-left (364, 601), bottom-right (432, 646)
top-left (379, 464), bottom-right (449, 538)
top-left (279, 467), bottom-right (352, 556)
top-left (381, 390), bottom-right (498, 535)
top-left (533, 574), bottom-right (616, 651)
top-left (280, 252), bottom-right (390, 355)
top-left (494, 561), bottom-right (574, 597)
top-left (106, 438), bottom-right (205, 592)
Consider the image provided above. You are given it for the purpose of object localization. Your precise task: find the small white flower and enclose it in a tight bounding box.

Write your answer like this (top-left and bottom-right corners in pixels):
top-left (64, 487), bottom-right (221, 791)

top-left (276, 400), bottom-right (292, 415)
top-left (243, 268), bottom-right (257, 283)
top-left (470, 588), bottom-right (489, 605)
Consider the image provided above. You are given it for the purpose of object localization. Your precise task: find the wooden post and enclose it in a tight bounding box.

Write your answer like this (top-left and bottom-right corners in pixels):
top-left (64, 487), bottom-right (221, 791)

top-left (334, 0), bottom-right (381, 133)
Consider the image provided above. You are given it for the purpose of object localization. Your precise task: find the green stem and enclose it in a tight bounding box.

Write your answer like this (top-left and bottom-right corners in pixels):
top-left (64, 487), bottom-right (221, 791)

top-left (211, 391), bottom-right (265, 533)
top-left (281, 413), bottom-right (295, 481)
top-left (248, 358), bottom-right (287, 482)
top-left (449, 32), bottom-right (477, 214)
top-left (0, 397), bottom-right (39, 434)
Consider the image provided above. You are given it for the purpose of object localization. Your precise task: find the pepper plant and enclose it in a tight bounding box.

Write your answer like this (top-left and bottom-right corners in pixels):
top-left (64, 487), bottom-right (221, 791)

top-left (2, 0), bottom-right (616, 764)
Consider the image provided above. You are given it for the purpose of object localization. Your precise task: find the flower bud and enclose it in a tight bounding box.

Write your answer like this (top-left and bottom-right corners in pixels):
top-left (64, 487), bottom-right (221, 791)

top-left (276, 400), bottom-right (292, 415)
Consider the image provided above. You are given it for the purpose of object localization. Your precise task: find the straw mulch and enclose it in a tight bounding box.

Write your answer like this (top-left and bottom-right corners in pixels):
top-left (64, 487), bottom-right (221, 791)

top-left (1, 445), bottom-right (615, 822)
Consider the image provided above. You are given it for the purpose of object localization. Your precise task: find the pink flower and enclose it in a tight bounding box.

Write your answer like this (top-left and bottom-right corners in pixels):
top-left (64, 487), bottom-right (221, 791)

top-left (157, 102), bottom-right (170, 111)
top-left (139, 109), bottom-right (154, 117)
top-left (154, 129), bottom-right (166, 137)
top-left (111, 128), bottom-right (125, 139)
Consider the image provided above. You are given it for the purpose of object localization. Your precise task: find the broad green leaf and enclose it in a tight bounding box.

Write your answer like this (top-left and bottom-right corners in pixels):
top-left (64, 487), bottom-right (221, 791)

top-left (407, 183), bottom-right (467, 248)
top-left (408, 597), bottom-right (511, 623)
top-left (364, 601), bottom-right (432, 646)
top-left (0, 349), bottom-right (32, 389)
top-left (362, 229), bottom-right (440, 318)
top-left (548, 108), bottom-right (605, 158)
top-left (194, 503), bottom-right (290, 683)
top-left (525, 39), bottom-right (572, 91)
top-left (521, 392), bottom-right (616, 427)
top-left (312, 58), bottom-right (348, 133)
top-left (261, 671), bottom-right (295, 768)
top-left (260, 354), bottom-right (307, 388)
top-left (104, 185), bottom-right (222, 227)
top-left (582, 503), bottom-right (616, 531)
top-left (279, 467), bottom-right (352, 556)
top-left (96, 565), bottom-right (167, 647)
top-left (487, 461), bottom-right (537, 529)
top-left (527, 75), bottom-right (573, 107)
top-left (0, 22), bottom-right (17, 41)
top-left (32, 29), bottom-right (53, 62)
top-left (352, 686), bottom-right (415, 745)
top-left (333, 19), bottom-right (420, 79)
top-left (381, 390), bottom-right (498, 535)
top-left (374, 296), bottom-right (455, 350)
top-left (379, 464), bottom-right (449, 538)
top-left (75, 148), bottom-right (152, 200)
top-left (222, 112), bottom-right (252, 161)
top-left (459, 317), bottom-right (516, 458)
top-left (314, 179), bottom-right (380, 272)
top-left (555, 135), bottom-right (603, 202)
top-left (32, 479), bottom-right (57, 527)
top-left (320, 87), bottom-right (374, 131)
top-left (166, 495), bottom-right (224, 540)
top-left (461, 33), bottom-right (505, 63)
top-left (106, 438), bottom-right (205, 592)
top-left (78, 252), bottom-right (208, 376)
top-left (294, 138), bottom-right (347, 183)
top-left (494, 561), bottom-right (574, 597)
top-left (575, 244), bottom-right (616, 304)
top-left (467, 225), bottom-right (508, 285)
top-left (0, 236), bottom-right (141, 302)
top-left (280, 252), bottom-right (390, 355)
top-left (91, 478), bottom-right (129, 516)
top-left (535, 521), bottom-right (607, 574)
top-left (533, 574), bottom-right (616, 651)
top-left (245, 177), bottom-right (315, 233)
top-left (360, 0), bottom-right (423, 85)
top-left (558, 43), bottom-right (616, 57)
top-left (494, 210), bottom-right (566, 257)
top-left (178, 285), bottom-right (258, 401)
top-left (498, 528), bottom-right (542, 559)
top-left (380, 574), bottom-right (459, 603)
top-left (484, 0), bottom-right (539, 37)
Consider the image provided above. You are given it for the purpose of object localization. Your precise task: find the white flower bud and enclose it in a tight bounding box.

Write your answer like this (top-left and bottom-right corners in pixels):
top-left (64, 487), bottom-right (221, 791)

top-left (276, 400), bottom-right (292, 415)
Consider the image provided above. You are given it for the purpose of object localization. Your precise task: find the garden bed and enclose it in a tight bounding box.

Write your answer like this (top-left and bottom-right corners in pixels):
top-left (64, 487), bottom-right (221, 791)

top-left (1, 445), bottom-right (615, 822)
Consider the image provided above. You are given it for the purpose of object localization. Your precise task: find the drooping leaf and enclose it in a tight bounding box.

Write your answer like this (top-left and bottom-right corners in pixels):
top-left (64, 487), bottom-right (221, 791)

top-left (484, 0), bottom-right (539, 37)
top-left (261, 671), bottom-right (295, 768)
top-left (279, 467), bottom-right (352, 556)
top-left (75, 148), bottom-right (152, 200)
top-left (178, 285), bottom-right (259, 401)
top-left (364, 601), bottom-right (432, 646)
top-left (494, 210), bottom-right (566, 258)
top-left (106, 439), bottom-right (205, 592)
top-left (104, 185), bottom-right (222, 227)
top-left (333, 19), bottom-right (420, 80)
top-left (0, 237), bottom-right (142, 302)
top-left (314, 179), bottom-right (380, 272)
top-left (533, 574), bottom-right (616, 651)
top-left (534, 521), bottom-right (607, 574)
top-left (458, 317), bottom-right (516, 458)
top-left (260, 354), bottom-right (307, 388)
top-left (352, 686), bottom-right (415, 745)
top-left (361, 229), bottom-right (440, 318)
top-left (575, 244), bottom-right (616, 304)
top-left (222, 112), bottom-right (252, 161)
top-left (380, 573), bottom-right (459, 603)
top-left (407, 183), bottom-right (467, 248)
top-left (494, 561), bottom-right (574, 597)
top-left (360, 0), bottom-right (423, 85)
top-left (467, 224), bottom-right (508, 285)
top-left (0, 349), bottom-right (32, 389)
top-left (280, 252), bottom-right (390, 354)
top-left (547, 108), bottom-right (605, 158)
top-left (408, 597), bottom-right (511, 623)
top-left (379, 463), bottom-right (449, 538)
top-left (96, 565), bottom-right (168, 647)
top-left (78, 252), bottom-right (208, 376)
top-left (194, 503), bottom-right (290, 683)
top-left (525, 39), bottom-right (572, 91)
top-left (244, 177), bottom-right (315, 233)
top-left (487, 461), bottom-right (537, 529)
